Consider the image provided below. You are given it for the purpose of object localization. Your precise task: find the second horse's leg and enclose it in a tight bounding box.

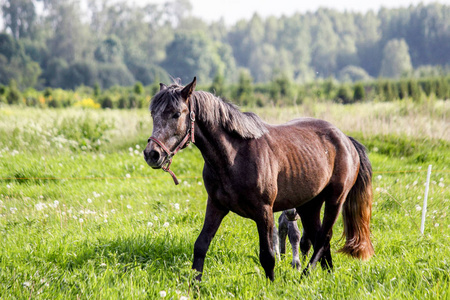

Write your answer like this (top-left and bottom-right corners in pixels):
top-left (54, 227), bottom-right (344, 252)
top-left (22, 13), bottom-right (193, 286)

top-left (287, 219), bottom-right (301, 269)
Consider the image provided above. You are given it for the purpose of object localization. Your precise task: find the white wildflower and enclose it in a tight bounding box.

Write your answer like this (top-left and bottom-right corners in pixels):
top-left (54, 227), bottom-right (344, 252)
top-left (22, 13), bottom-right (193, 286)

top-left (159, 291), bottom-right (166, 297)
top-left (35, 203), bottom-right (47, 211)
top-left (163, 222), bottom-right (169, 227)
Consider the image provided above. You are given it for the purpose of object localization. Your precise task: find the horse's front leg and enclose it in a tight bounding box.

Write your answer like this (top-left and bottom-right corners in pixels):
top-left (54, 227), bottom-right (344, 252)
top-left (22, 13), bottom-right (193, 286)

top-left (255, 205), bottom-right (276, 281)
top-left (192, 198), bottom-right (228, 281)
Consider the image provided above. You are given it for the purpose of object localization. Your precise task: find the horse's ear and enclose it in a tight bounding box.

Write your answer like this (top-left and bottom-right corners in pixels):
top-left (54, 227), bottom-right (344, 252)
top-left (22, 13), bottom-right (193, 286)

top-left (181, 77), bottom-right (196, 102)
top-left (159, 83), bottom-right (168, 91)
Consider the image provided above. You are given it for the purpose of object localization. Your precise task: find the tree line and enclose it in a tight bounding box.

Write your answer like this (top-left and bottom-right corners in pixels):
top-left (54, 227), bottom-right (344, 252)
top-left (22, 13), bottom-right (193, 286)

top-left (0, 0), bottom-right (449, 90)
top-left (1, 73), bottom-right (449, 109)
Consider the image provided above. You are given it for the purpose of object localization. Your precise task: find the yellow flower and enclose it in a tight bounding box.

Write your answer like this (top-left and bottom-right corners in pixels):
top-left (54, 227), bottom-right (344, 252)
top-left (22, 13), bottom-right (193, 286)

top-left (74, 98), bottom-right (100, 109)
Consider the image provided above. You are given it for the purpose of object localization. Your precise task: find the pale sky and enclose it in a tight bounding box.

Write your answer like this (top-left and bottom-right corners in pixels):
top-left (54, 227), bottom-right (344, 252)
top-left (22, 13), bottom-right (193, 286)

top-left (141, 0), bottom-right (449, 25)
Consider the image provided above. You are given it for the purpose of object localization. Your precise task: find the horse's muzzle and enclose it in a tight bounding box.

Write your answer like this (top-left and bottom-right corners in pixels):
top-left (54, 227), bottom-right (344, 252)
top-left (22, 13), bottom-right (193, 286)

top-left (143, 148), bottom-right (164, 169)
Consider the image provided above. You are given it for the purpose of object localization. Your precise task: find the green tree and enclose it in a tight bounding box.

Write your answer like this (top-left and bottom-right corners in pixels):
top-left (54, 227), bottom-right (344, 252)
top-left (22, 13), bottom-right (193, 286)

top-left (46, 1), bottom-right (92, 64)
top-left (1, 0), bottom-right (37, 39)
top-left (163, 32), bottom-right (233, 83)
top-left (380, 39), bottom-right (413, 78)
top-left (235, 70), bottom-right (254, 105)
top-left (0, 33), bottom-right (41, 87)
top-left (338, 66), bottom-right (372, 82)
top-left (310, 9), bottom-right (339, 78)
top-left (96, 63), bottom-right (134, 89)
top-left (355, 11), bottom-right (381, 76)
top-left (210, 72), bottom-right (225, 96)
top-left (94, 35), bottom-right (123, 64)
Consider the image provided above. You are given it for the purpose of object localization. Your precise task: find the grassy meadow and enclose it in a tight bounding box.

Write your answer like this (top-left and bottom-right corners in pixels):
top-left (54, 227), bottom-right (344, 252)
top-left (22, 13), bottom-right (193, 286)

top-left (0, 100), bottom-right (449, 299)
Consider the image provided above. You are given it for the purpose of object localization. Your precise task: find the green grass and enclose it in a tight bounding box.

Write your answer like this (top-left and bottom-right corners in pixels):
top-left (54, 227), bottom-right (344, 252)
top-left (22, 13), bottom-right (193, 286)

top-left (0, 103), bottom-right (449, 299)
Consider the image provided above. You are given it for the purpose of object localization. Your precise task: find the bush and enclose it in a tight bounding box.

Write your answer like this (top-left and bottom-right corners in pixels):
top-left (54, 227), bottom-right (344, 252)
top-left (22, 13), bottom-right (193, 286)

top-left (25, 97), bottom-right (38, 107)
top-left (407, 79), bottom-right (421, 102)
top-left (118, 97), bottom-right (127, 109)
top-left (353, 83), bottom-right (365, 101)
top-left (398, 80), bottom-right (409, 99)
top-left (94, 83), bottom-right (101, 97)
top-left (133, 82), bottom-right (143, 95)
top-left (100, 96), bottom-right (113, 109)
top-left (44, 87), bottom-right (52, 97)
top-left (61, 61), bottom-right (97, 90)
top-left (335, 86), bottom-right (353, 104)
top-left (382, 80), bottom-right (397, 101)
top-left (7, 80), bottom-right (21, 105)
top-left (48, 98), bottom-right (61, 108)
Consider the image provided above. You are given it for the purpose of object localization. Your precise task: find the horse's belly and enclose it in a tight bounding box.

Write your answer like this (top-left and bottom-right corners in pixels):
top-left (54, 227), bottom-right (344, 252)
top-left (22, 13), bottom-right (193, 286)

top-left (272, 165), bottom-right (332, 212)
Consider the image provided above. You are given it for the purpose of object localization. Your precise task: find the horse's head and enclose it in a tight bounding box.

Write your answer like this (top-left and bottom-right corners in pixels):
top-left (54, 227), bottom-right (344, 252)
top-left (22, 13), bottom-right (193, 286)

top-left (144, 77), bottom-right (197, 170)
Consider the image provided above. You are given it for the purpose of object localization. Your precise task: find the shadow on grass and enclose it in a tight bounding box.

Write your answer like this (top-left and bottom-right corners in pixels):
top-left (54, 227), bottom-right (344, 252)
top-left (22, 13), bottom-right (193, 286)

top-left (47, 233), bottom-right (193, 272)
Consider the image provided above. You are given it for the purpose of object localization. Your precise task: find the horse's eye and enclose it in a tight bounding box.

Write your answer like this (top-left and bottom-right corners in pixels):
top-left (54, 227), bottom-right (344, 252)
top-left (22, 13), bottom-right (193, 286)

top-left (172, 112), bottom-right (181, 119)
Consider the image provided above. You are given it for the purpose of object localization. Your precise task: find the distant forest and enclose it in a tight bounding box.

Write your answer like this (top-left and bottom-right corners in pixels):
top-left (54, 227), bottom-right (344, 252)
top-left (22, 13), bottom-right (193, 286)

top-left (1, 0), bottom-right (449, 89)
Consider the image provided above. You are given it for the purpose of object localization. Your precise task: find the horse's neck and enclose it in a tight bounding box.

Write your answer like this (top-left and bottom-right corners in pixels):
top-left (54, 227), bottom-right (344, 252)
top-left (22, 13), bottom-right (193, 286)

top-left (193, 119), bottom-right (239, 171)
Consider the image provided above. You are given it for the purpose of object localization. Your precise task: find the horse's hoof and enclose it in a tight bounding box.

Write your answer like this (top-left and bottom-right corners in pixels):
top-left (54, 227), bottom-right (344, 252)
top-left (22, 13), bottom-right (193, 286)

top-left (301, 267), bottom-right (310, 278)
top-left (291, 259), bottom-right (301, 270)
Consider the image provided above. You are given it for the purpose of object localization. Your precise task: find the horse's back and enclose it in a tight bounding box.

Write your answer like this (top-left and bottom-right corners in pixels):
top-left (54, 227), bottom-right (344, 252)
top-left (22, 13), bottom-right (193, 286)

top-left (264, 118), bottom-right (359, 211)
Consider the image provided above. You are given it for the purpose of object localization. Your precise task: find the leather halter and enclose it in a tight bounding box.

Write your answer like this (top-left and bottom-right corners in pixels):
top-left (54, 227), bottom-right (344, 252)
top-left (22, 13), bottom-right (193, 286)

top-left (148, 101), bottom-right (195, 185)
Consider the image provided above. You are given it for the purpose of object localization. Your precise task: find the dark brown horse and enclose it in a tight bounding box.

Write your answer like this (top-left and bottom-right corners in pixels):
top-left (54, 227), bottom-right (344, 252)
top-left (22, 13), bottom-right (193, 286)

top-left (143, 78), bottom-right (374, 281)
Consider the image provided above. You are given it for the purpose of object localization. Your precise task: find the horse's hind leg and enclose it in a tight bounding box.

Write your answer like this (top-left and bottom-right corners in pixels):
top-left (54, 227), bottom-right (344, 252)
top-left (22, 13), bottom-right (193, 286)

top-left (303, 185), bottom-right (350, 275)
top-left (296, 196), bottom-right (325, 274)
top-left (300, 229), bottom-right (312, 258)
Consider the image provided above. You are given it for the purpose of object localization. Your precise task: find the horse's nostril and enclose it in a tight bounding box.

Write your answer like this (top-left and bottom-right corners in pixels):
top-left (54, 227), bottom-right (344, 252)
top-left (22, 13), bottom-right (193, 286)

top-left (149, 150), bottom-right (160, 162)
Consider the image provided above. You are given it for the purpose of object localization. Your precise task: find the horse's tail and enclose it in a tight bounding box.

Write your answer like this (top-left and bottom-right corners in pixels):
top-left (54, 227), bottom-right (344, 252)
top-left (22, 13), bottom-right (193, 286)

top-left (339, 137), bottom-right (374, 260)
